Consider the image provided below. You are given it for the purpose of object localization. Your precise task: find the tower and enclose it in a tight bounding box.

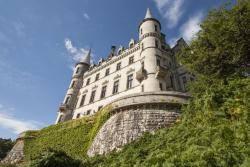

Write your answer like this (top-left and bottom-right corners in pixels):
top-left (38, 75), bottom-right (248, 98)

top-left (55, 49), bottom-right (91, 123)
top-left (139, 8), bottom-right (162, 92)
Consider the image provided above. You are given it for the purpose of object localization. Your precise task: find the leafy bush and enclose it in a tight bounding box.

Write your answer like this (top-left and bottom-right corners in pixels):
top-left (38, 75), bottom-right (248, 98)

top-left (81, 78), bottom-right (250, 167)
top-left (27, 149), bottom-right (81, 167)
top-left (0, 138), bottom-right (14, 160)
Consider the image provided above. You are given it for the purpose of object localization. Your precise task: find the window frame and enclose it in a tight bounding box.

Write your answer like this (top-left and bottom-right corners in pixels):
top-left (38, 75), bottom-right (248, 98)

top-left (113, 80), bottom-right (119, 94)
top-left (100, 85), bottom-right (107, 99)
top-left (116, 62), bottom-right (121, 71)
top-left (79, 94), bottom-right (86, 107)
top-left (127, 74), bottom-right (133, 89)
top-left (89, 90), bottom-right (96, 103)
top-left (129, 56), bottom-right (134, 64)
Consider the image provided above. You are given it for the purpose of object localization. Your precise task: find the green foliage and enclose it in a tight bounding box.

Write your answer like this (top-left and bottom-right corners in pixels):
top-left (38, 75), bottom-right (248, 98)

top-left (81, 78), bottom-right (250, 167)
top-left (0, 164), bottom-right (17, 167)
top-left (23, 105), bottom-right (112, 161)
top-left (0, 138), bottom-right (14, 160)
top-left (178, 0), bottom-right (250, 79)
top-left (21, 1), bottom-right (250, 166)
top-left (27, 149), bottom-right (81, 167)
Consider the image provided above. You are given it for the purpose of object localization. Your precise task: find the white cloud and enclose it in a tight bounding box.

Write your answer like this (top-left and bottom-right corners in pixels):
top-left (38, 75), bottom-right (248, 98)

top-left (153, 0), bottom-right (184, 28)
top-left (83, 13), bottom-right (90, 20)
top-left (0, 104), bottom-right (43, 134)
top-left (180, 12), bottom-right (203, 41)
top-left (64, 38), bottom-right (89, 62)
top-left (168, 12), bottom-right (203, 47)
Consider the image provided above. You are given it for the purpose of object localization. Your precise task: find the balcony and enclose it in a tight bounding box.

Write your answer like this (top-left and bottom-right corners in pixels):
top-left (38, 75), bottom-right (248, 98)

top-left (59, 103), bottom-right (69, 112)
top-left (156, 66), bottom-right (168, 78)
top-left (136, 68), bottom-right (146, 82)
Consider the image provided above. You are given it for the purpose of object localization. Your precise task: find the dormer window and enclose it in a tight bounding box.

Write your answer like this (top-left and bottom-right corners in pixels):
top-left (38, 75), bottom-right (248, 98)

top-left (129, 43), bottom-right (134, 48)
top-left (118, 50), bottom-right (122, 55)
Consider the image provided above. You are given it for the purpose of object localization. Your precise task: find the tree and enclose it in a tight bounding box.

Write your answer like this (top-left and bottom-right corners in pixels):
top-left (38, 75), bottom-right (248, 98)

top-left (178, 0), bottom-right (250, 79)
top-left (0, 138), bottom-right (14, 160)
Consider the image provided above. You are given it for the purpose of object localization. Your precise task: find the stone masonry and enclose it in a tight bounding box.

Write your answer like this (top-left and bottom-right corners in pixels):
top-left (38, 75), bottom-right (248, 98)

top-left (87, 109), bottom-right (179, 156)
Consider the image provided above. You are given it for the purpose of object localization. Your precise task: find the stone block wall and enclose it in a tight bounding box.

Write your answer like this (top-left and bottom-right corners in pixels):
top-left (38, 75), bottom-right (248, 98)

top-left (87, 109), bottom-right (179, 157)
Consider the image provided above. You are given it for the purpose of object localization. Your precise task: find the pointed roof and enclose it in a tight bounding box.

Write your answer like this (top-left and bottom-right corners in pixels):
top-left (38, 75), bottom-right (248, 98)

top-left (80, 48), bottom-right (91, 65)
top-left (145, 8), bottom-right (153, 19)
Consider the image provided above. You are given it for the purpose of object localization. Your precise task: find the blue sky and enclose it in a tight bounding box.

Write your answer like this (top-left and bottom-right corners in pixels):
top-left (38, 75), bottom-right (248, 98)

top-left (0, 0), bottom-right (233, 139)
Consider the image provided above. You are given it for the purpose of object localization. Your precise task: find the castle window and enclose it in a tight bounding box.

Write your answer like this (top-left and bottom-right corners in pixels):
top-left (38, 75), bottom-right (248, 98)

top-left (155, 40), bottom-right (159, 48)
top-left (118, 50), bottom-right (122, 55)
top-left (160, 83), bottom-right (163, 90)
top-left (74, 97), bottom-right (78, 108)
top-left (155, 25), bottom-right (158, 31)
top-left (79, 94), bottom-right (86, 107)
top-left (76, 113), bottom-right (81, 118)
top-left (100, 85), bottom-right (107, 99)
top-left (89, 90), bottom-right (96, 103)
top-left (86, 78), bottom-right (90, 85)
top-left (105, 68), bottom-right (110, 76)
top-left (95, 73), bottom-right (100, 81)
top-left (87, 110), bottom-right (91, 115)
top-left (141, 43), bottom-right (144, 50)
top-left (182, 76), bottom-right (187, 89)
top-left (127, 74), bottom-right (133, 89)
top-left (113, 80), bottom-right (119, 94)
top-left (76, 67), bottom-right (80, 74)
top-left (129, 56), bottom-right (134, 64)
top-left (98, 106), bottom-right (103, 111)
top-left (141, 61), bottom-right (144, 69)
top-left (70, 81), bottom-right (75, 88)
top-left (65, 97), bottom-right (70, 104)
top-left (157, 59), bottom-right (160, 66)
top-left (141, 85), bottom-right (144, 92)
top-left (129, 43), bottom-right (134, 48)
top-left (116, 62), bottom-right (121, 71)
top-left (170, 75), bottom-right (174, 87)
top-left (140, 28), bottom-right (143, 34)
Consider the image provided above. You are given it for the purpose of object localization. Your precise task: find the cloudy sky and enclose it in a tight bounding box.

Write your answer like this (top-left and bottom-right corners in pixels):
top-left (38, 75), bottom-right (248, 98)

top-left (0, 0), bottom-right (233, 139)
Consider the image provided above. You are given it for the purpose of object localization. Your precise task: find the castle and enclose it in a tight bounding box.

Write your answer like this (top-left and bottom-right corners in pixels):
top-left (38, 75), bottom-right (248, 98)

top-left (56, 8), bottom-right (194, 124)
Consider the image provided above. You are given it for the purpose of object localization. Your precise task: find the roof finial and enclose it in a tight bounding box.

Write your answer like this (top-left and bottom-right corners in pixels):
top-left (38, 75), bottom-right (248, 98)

top-left (80, 48), bottom-right (91, 65)
top-left (145, 8), bottom-right (153, 19)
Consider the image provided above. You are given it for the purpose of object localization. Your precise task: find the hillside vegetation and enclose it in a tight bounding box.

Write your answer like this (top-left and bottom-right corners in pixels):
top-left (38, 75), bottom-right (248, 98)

top-left (2, 1), bottom-right (249, 167)
top-left (23, 105), bottom-right (112, 161)
top-left (79, 1), bottom-right (250, 166)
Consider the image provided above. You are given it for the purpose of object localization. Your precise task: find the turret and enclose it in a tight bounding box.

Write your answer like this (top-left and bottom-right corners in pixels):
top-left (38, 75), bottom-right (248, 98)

top-left (56, 49), bottom-right (91, 124)
top-left (138, 8), bottom-right (162, 92)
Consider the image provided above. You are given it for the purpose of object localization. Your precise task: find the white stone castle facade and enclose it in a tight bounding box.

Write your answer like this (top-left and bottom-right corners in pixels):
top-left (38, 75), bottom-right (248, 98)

top-left (56, 9), bottom-right (194, 124)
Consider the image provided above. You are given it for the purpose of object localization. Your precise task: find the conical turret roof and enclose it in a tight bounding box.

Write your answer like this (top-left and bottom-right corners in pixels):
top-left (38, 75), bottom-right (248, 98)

top-left (145, 8), bottom-right (153, 19)
top-left (80, 48), bottom-right (91, 65)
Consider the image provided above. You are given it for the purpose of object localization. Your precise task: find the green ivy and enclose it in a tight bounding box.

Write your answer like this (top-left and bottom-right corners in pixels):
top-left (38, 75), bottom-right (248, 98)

top-left (23, 105), bottom-right (112, 161)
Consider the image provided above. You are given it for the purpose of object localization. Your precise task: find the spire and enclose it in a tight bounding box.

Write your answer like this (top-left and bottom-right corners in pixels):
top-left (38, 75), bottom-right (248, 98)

top-left (145, 8), bottom-right (153, 19)
top-left (80, 48), bottom-right (91, 65)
